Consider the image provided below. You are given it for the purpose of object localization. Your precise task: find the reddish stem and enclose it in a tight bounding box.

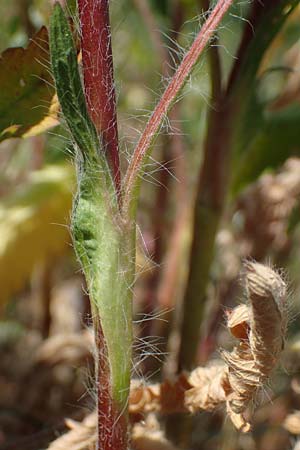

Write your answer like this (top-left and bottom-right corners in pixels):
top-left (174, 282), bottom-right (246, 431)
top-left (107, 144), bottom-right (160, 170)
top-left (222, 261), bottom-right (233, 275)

top-left (123, 0), bottom-right (233, 215)
top-left (78, 0), bottom-right (121, 193)
top-left (96, 321), bottom-right (128, 450)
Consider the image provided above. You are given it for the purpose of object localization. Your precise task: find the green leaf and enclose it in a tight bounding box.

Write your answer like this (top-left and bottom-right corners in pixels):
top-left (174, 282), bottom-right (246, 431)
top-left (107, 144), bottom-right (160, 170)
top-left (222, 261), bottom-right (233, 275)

top-left (0, 27), bottom-right (58, 141)
top-left (228, 1), bottom-right (300, 194)
top-left (232, 103), bottom-right (300, 193)
top-left (49, 3), bottom-right (100, 161)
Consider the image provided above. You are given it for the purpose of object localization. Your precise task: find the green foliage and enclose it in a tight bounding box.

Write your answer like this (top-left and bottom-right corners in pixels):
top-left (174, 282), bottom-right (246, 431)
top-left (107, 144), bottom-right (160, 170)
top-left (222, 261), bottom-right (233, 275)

top-left (229, 0), bottom-right (300, 193)
top-left (0, 27), bottom-right (58, 141)
top-left (0, 164), bottom-right (74, 309)
top-left (232, 103), bottom-right (300, 192)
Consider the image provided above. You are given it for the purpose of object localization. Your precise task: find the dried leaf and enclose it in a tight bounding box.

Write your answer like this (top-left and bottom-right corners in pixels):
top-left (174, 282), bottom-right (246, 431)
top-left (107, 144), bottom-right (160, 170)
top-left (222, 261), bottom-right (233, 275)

top-left (226, 304), bottom-right (250, 339)
top-left (221, 261), bottom-right (287, 430)
top-left (185, 364), bottom-right (227, 412)
top-left (47, 412), bottom-right (96, 450)
top-left (237, 158), bottom-right (300, 258)
top-left (132, 415), bottom-right (179, 450)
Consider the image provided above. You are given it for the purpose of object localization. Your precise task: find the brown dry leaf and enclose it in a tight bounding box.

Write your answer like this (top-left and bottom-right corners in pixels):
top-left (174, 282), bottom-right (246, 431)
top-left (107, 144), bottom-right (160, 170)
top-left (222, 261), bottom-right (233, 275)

top-left (226, 304), bottom-right (250, 339)
top-left (47, 412), bottom-right (96, 450)
top-left (129, 373), bottom-right (190, 415)
top-left (132, 414), bottom-right (179, 450)
top-left (185, 364), bottom-right (227, 412)
top-left (130, 379), bottom-right (161, 414)
top-left (237, 158), bottom-right (300, 259)
top-left (221, 261), bottom-right (287, 431)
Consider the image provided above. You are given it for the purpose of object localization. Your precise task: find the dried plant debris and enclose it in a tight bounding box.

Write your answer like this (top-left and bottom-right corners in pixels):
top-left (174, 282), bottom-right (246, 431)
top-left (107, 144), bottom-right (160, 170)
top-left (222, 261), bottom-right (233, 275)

top-left (47, 412), bottom-right (96, 450)
top-left (284, 411), bottom-right (300, 435)
top-left (47, 261), bottom-right (287, 447)
top-left (237, 158), bottom-right (300, 259)
top-left (130, 262), bottom-right (287, 432)
top-left (47, 413), bottom-right (179, 450)
top-left (35, 330), bottom-right (94, 366)
top-left (132, 414), bottom-right (180, 450)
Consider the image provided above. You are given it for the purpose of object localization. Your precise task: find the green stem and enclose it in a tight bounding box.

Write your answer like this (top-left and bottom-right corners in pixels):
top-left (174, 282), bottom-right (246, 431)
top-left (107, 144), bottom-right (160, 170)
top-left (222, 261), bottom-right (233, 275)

top-left (49, 6), bottom-right (134, 448)
top-left (178, 101), bottom-right (234, 371)
top-left (72, 163), bottom-right (135, 449)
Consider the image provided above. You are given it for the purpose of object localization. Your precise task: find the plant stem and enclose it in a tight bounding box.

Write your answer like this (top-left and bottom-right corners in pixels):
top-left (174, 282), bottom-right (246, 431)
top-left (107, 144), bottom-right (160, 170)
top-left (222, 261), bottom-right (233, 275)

top-left (78, 0), bottom-right (121, 195)
top-left (177, 99), bottom-right (234, 371)
top-left (50, 5), bottom-right (134, 449)
top-left (72, 164), bottom-right (135, 450)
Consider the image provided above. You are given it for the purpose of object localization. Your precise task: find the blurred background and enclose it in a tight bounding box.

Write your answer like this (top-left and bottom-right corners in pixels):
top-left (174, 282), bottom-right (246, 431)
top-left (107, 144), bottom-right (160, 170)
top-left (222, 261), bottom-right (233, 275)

top-left (2, 1), bottom-right (300, 449)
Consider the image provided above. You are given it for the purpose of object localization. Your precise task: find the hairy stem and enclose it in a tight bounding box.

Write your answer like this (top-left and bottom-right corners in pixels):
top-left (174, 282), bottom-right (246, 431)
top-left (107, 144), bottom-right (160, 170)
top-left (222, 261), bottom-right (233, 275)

top-left (72, 163), bottom-right (135, 450)
top-left (78, 0), bottom-right (121, 194)
top-left (50, 5), bottom-right (134, 449)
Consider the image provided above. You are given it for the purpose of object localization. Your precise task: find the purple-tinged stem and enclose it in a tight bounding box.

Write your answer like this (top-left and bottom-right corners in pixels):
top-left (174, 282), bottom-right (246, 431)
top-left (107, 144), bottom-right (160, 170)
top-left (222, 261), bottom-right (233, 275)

top-left (78, 0), bottom-right (121, 194)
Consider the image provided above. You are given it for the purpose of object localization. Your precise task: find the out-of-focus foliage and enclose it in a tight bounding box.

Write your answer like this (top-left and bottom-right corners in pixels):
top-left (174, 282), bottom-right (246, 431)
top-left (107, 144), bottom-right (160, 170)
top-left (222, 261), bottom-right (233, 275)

top-left (228, 6), bottom-right (300, 194)
top-left (0, 26), bottom-right (58, 141)
top-left (2, 1), bottom-right (300, 449)
top-left (0, 163), bottom-right (74, 308)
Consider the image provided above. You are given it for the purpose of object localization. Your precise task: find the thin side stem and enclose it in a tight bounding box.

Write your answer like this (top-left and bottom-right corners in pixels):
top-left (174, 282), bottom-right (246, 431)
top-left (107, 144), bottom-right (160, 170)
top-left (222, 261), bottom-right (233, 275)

top-left (122, 0), bottom-right (233, 217)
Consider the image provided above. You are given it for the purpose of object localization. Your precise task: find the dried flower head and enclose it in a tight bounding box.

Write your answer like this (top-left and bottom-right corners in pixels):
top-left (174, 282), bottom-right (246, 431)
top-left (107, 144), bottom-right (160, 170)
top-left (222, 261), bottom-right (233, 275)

top-left (221, 261), bottom-right (287, 430)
